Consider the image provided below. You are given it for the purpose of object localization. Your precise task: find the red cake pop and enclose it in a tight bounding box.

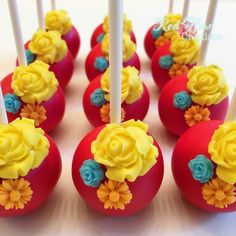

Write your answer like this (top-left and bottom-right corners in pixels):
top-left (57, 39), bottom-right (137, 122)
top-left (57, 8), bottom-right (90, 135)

top-left (90, 14), bottom-right (136, 48)
top-left (85, 33), bottom-right (140, 81)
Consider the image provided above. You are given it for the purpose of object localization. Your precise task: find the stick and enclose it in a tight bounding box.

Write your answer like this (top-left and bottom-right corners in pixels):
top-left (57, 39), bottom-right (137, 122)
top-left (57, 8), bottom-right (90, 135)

top-left (51, 0), bottom-right (56, 10)
top-left (7, 0), bottom-right (27, 66)
top-left (109, 0), bottom-right (123, 123)
top-left (0, 87), bottom-right (8, 124)
top-left (198, 0), bottom-right (219, 65)
top-left (225, 88), bottom-right (236, 122)
top-left (36, 0), bottom-right (44, 29)
top-left (182, 0), bottom-right (190, 19)
top-left (169, 0), bottom-right (174, 14)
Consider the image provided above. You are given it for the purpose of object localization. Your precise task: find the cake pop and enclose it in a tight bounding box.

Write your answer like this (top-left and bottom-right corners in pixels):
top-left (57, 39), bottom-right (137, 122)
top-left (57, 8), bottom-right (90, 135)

top-left (85, 33), bottom-right (141, 81)
top-left (72, 0), bottom-right (164, 216)
top-left (90, 14), bottom-right (136, 48)
top-left (83, 66), bottom-right (150, 127)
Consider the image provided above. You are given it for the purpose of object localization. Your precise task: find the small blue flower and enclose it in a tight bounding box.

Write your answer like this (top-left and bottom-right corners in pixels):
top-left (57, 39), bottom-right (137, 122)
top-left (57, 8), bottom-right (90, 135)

top-left (159, 55), bottom-right (173, 69)
top-left (188, 155), bottom-right (214, 183)
top-left (80, 159), bottom-right (104, 188)
top-left (4, 93), bottom-right (21, 114)
top-left (96, 33), bottom-right (105, 43)
top-left (173, 91), bottom-right (192, 110)
top-left (25, 49), bottom-right (36, 65)
top-left (151, 25), bottom-right (163, 39)
top-left (90, 89), bottom-right (106, 107)
top-left (94, 57), bottom-right (109, 72)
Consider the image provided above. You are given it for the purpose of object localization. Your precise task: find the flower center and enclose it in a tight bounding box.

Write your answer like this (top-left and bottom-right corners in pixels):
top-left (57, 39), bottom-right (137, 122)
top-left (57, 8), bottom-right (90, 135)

top-left (215, 190), bottom-right (226, 201)
top-left (31, 112), bottom-right (39, 119)
top-left (10, 190), bottom-right (21, 202)
top-left (109, 191), bottom-right (120, 202)
top-left (194, 114), bottom-right (202, 121)
top-left (109, 140), bottom-right (122, 155)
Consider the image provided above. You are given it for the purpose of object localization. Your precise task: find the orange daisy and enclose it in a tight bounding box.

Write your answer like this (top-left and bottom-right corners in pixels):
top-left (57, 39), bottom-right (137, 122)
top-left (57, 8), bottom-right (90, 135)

top-left (169, 63), bottom-right (189, 78)
top-left (155, 35), bottom-right (169, 47)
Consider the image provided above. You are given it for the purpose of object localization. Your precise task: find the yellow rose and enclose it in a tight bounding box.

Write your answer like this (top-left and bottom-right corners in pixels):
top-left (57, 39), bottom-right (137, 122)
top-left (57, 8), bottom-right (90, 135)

top-left (45, 10), bottom-right (72, 35)
top-left (101, 66), bottom-right (143, 104)
top-left (101, 33), bottom-right (136, 62)
top-left (208, 122), bottom-right (236, 184)
top-left (29, 30), bottom-right (67, 64)
top-left (170, 35), bottom-right (199, 65)
top-left (91, 119), bottom-right (158, 182)
top-left (187, 65), bottom-right (228, 106)
top-left (12, 60), bottom-right (58, 104)
top-left (103, 14), bottom-right (132, 34)
top-left (0, 118), bottom-right (49, 179)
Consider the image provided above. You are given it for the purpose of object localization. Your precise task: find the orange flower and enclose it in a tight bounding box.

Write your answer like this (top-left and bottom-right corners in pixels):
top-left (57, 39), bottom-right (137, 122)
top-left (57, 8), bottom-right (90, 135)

top-left (97, 180), bottom-right (132, 210)
top-left (184, 105), bottom-right (210, 127)
top-left (169, 63), bottom-right (189, 78)
top-left (100, 103), bottom-right (126, 124)
top-left (20, 104), bottom-right (47, 126)
top-left (202, 177), bottom-right (236, 209)
top-left (0, 178), bottom-right (33, 210)
top-left (155, 35), bottom-right (169, 47)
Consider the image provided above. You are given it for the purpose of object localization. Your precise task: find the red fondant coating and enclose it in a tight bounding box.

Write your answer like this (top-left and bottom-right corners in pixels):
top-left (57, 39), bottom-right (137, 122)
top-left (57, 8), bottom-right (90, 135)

top-left (62, 25), bottom-right (81, 59)
top-left (90, 23), bottom-right (136, 48)
top-left (72, 125), bottom-right (164, 216)
top-left (172, 120), bottom-right (236, 212)
top-left (158, 75), bottom-right (229, 136)
top-left (0, 135), bottom-right (62, 217)
top-left (85, 44), bottom-right (141, 81)
top-left (83, 75), bottom-right (150, 127)
top-left (1, 73), bottom-right (65, 133)
top-left (144, 24), bottom-right (158, 60)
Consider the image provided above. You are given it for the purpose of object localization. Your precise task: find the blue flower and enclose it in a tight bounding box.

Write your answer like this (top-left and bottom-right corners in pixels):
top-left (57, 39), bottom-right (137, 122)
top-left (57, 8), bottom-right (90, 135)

top-left (80, 159), bottom-right (104, 188)
top-left (94, 57), bottom-right (109, 72)
top-left (4, 93), bottom-right (21, 114)
top-left (173, 91), bottom-right (192, 110)
top-left (188, 155), bottom-right (214, 183)
top-left (159, 55), bottom-right (173, 69)
top-left (151, 25), bottom-right (163, 39)
top-left (96, 33), bottom-right (105, 43)
top-left (90, 89), bottom-right (106, 107)
top-left (25, 49), bottom-right (36, 65)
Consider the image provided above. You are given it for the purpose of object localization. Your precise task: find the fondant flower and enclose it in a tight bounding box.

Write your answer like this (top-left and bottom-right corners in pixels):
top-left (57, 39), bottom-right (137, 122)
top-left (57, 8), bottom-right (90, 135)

top-left (25, 49), bottom-right (36, 65)
top-left (79, 159), bottom-right (104, 188)
top-left (29, 30), bottom-right (67, 64)
top-left (96, 33), bottom-right (105, 43)
top-left (173, 91), bottom-right (192, 110)
top-left (169, 63), bottom-right (189, 78)
top-left (100, 103), bottom-right (125, 124)
top-left (202, 177), bottom-right (236, 209)
top-left (188, 155), bottom-right (214, 183)
top-left (0, 178), bottom-right (33, 210)
top-left (94, 57), bottom-right (108, 72)
top-left (20, 104), bottom-right (47, 127)
top-left (187, 65), bottom-right (229, 106)
top-left (12, 60), bottom-right (58, 104)
top-left (159, 55), bottom-right (173, 69)
top-left (152, 24), bottom-right (163, 39)
top-left (0, 118), bottom-right (49, 179)
top-left (97, 180), bottom-right (132, 210)
top-left (90, 89), bottom-right (106, 107)
top-left (4, 93), bottom-right (21, 114)
top-left (170, 35), bottom-right (199, 65)
top-left (101, 67), bottom-right (143, 104)
top-left (45, 10), bottom-right (72, 35)
top-left (184, 105), bottom-right (210, 127)
top-left (155, 35), bottom-right (169, 47)
top-left (91, 119), bottom-right (158, 182)
top-left (208, 122), bottom-right (236, 184)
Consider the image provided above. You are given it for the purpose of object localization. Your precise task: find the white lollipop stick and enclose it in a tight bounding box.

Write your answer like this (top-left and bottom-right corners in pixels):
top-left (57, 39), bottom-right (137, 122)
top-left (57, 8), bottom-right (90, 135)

top-left (0, 87), bottom-right (8, 124)
top-left (225, 88), bottom-right (236, 122)
top-left (51, 0), bottom-right (56, 10)
top-left (109, 0), bottom-right (123, 123)
top-left (7, 0), bottom-right (27, 66)
top-left (169, 0), bottom-right (174, 14)
top-left (36, 0), bottom-right (45, 29)
top-left (182, 0), bottom-right (190, 19)
top-left (198, 0), bottom-right (219, 65)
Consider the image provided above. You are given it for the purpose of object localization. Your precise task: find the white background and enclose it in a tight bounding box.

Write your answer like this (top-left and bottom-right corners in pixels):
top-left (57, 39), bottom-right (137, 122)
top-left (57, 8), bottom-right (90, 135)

top-left (0, 0), bottom-right (236, 235)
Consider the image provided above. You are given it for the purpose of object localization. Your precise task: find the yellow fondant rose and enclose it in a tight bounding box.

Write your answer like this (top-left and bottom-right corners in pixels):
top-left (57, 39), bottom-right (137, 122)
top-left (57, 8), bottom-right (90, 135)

top-left (45, 10), bottom-right (72, 35)
top-left (29, 30), bottom-right (67, 64)
top-left (92, 120), bottom-right (158, 182)
top-left (12, 60), bottom-right (58, 104)
top-left (187, 65), bottom-right (228, 106)
top-left (0, 118), bottom-right (49, 179)
top-left (103, 14), bottom-right (132, 34)
top-left (170, 35), bottom-right (199, 65)
top-left (101, 33), bottom-right (136, 62)
top-left (208, 122), bottom-right (236, 184)
top-left (101, 66), bottom-right (143, 104)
